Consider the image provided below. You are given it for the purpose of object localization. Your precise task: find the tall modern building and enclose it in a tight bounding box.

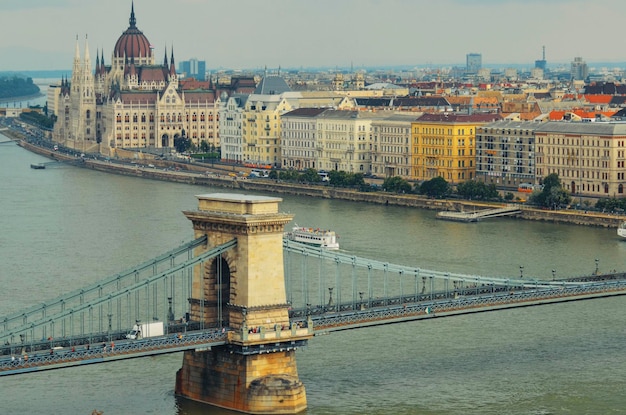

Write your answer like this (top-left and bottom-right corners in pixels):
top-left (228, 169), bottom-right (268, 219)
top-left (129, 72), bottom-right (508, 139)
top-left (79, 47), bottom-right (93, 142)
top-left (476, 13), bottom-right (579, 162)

top-left (571, 57), bottom-right (588, 81)
top-left (179, 58), bottom-right (206, 80)
top-left (534, 46), bottom-right (547, 71)
top-left (466, 53), bottom-right (482, 75)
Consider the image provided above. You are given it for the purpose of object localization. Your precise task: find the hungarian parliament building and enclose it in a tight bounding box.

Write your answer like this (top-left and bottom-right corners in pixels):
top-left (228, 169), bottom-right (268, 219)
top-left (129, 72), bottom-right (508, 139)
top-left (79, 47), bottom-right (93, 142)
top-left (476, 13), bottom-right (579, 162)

top-left (51, 3), bottom-right (255, 156)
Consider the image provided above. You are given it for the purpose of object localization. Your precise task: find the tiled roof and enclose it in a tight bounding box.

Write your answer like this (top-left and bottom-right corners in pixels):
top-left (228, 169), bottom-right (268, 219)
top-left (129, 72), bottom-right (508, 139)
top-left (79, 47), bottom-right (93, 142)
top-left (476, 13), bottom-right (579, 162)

top-left (535, 121), bottom-right (626, 135)
top-left (183, 91), bottom-right (216, 103)
top-left (253, 76), bottom-right (291, 95)
top-left (584, 94), bottom-right (612, 104)
top-left (282, 108), bottom-right (328, 118)
top-left (137, 66), bottom-right (167, 82)
top-left (548, 109), bottom-right (618, 121)
top-left (180, 79), bottom-right (211, 90)
top-left (584, 82), bottom-right (626, 95)
top-left (119, 91), bottom-right (158, 104)
top-left (417, 113), bottom-right (502, 123)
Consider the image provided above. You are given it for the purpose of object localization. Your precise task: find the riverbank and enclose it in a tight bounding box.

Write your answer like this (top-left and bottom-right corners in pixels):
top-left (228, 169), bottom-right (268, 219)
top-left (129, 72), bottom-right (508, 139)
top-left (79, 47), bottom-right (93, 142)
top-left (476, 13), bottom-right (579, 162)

top-left (0, 92), bottom-right (44, 104)
top-left (9, 128), bottom-right (626, 229)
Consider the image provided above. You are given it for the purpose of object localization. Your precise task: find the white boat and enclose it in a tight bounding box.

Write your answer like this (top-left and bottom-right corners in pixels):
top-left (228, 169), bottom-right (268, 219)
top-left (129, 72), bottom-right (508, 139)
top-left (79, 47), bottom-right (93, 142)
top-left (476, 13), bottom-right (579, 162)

top-left (618, 221), bottom-right (626, 238)
top-left (285, 225), bottom-right (339, 249)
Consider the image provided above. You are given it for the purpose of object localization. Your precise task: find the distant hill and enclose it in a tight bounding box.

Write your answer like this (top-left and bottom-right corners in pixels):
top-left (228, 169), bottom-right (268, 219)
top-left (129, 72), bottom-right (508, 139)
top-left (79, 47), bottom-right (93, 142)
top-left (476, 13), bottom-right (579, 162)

top-left (0, 70), bottom-right (68, 79)
top-left (0, 75), bottom-right (40, 100)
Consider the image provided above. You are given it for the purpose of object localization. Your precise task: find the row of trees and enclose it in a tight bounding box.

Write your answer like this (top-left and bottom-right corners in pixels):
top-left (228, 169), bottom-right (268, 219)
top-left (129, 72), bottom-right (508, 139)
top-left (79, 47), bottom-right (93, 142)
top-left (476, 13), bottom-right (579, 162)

top-left (268, 168), bottom-right (366, 188)
top-left (19, 111), bottom-right (54, 130)
top-left (380, 172), bottom-right (576, 209)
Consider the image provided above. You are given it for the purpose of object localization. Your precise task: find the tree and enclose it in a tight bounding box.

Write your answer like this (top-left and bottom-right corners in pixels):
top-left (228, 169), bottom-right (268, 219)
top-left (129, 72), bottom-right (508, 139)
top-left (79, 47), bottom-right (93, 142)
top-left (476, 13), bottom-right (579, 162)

top-left (456, 180), bottom-right (499, 201)
top-left (300, 168), bottom-right (322, 183)
top-left (419, 177), bottom-right (450, 198)
top-left (530, 173), bottom-right (571, 208)
top-left (173, 135), bottom-right (191, 153)
top-left (382, 176), bottom-right (411, 193)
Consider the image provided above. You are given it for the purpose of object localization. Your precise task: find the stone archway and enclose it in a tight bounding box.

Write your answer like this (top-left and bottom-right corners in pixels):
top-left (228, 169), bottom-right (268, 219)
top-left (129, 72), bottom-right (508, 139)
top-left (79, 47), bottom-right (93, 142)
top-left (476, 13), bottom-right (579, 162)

top-left (161, 133), bottom-right (170, 148)
top-left (197, 256), bottom-right (234, 328)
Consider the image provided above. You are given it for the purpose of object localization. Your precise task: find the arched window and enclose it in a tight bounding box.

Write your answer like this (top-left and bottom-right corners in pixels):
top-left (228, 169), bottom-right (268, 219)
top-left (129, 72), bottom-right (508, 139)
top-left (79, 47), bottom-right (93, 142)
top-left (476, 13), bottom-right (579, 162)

top-left (116, 113), bottom-right (122, 123)
top-left (619, 184), bottom-right (624, 194)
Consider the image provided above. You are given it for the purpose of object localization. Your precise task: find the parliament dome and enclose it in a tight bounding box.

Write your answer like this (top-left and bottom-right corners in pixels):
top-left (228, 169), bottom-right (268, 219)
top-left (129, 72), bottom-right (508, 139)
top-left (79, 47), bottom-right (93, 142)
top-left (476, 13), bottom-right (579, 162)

top-left (113, 4), bottom-right (152, 59)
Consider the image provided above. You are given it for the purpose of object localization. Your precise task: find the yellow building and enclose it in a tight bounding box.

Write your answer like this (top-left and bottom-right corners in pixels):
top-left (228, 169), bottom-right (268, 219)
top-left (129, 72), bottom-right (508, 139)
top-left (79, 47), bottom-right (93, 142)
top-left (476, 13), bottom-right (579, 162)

top-left (412, 113), bottom-right (502, 183)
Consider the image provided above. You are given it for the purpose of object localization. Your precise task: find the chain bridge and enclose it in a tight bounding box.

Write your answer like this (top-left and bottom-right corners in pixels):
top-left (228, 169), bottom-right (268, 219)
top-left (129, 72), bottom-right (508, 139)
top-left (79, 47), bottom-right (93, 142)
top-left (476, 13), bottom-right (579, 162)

top-left (1, 193), bottom-right (625, 413)
top-left (2, 236), bottom-right (624, 376)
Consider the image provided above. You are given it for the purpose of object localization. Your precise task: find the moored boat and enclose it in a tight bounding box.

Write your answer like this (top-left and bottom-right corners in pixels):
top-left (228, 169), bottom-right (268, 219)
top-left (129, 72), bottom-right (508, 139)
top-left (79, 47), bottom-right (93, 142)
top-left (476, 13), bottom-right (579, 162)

top-left (285, 225), bottom-right (339, 249)
top-left (618, 221), bottom-right (626, 238)
top-left (30, 163), bottom-right (45, 169)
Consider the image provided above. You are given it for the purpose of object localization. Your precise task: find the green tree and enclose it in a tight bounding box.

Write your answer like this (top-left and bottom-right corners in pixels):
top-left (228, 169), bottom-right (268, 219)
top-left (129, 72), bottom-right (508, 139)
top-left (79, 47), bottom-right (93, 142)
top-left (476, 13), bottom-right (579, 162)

top-left (456, 180), bottom-right (499, 200)
top-left (382, 176), bottom-right (411, 193)
top-left (174, 136), bottom-right (191, 153)
top-left (419, 177), bottom-right (450, 198)
top-left (530, 173), bottom-right (571, 208)
top-left (300, 168), bottom-right (322, 183)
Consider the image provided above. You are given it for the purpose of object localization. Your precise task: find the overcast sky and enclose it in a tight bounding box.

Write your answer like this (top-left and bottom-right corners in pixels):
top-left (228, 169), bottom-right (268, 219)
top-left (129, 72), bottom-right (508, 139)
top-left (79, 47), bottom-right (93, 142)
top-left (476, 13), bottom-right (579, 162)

top-left (2, 0), bottom-right (626, 72)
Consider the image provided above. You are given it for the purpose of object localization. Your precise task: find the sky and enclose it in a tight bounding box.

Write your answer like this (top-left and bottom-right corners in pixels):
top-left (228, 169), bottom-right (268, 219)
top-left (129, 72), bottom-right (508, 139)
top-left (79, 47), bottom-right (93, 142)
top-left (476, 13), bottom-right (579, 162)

top-left (2, 0), bottom-right (626, 72)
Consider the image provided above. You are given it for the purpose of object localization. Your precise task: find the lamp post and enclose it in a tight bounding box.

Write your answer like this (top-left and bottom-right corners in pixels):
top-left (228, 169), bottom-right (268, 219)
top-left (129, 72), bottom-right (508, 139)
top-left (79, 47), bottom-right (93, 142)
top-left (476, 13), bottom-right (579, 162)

top-left (552, 269), bottom-right (556, 280)
top-left (519, 265), bottom-right (524, 279)
top-left (595, 258), bottom-right (599, 275)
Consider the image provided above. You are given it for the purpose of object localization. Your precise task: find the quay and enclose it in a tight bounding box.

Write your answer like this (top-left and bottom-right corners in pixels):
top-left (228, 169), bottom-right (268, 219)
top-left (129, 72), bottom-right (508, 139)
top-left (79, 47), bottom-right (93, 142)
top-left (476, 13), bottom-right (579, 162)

top-left (7, 130), bottom-right (626, 229)
top-left (436, 205), bottom-right (523, 222)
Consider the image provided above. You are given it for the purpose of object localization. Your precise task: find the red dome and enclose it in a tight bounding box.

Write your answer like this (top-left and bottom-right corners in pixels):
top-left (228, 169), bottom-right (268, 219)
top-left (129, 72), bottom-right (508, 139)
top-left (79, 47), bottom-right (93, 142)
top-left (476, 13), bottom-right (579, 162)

top-left (113, 4), bottom-right (152, 59)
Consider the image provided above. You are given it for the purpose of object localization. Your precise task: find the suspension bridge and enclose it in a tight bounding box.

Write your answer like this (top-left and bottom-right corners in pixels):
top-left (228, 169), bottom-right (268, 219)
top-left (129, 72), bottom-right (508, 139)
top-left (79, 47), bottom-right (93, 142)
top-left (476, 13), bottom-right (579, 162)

top-left (0, 193), bottom-right (624, 414)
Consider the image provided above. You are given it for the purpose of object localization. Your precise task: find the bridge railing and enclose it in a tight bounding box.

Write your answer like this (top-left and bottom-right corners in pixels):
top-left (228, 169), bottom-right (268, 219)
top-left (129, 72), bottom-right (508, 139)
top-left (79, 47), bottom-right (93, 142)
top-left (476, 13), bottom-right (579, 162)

top-left (282, 239), bottom-right (586, 314)
top-left (0, 239), bottom-right (237, 352)
top-left (0, 236), bottom-right (208, 336)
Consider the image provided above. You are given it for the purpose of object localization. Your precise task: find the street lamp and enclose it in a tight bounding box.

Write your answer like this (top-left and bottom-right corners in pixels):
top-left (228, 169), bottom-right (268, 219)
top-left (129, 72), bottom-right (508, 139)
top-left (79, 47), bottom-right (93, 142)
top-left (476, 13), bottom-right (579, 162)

top-left (595, 258), bottom-right (599, 275)
top-left (552, 269), bottom-right (556, 280)
top-left (519, 265), bottom-right (524, 279)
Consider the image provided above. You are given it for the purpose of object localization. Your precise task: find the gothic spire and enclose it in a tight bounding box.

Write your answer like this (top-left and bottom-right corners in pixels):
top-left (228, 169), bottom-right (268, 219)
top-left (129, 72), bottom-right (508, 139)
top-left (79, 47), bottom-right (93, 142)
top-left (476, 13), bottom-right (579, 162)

top-left (95, 48), bottom-right (100, 74)
top-left (129, 0), bottom-right (137, 28)
top-left (163, 45), bottom-right (168, 67)
top-left (170, 46), bottom-right (176, 76)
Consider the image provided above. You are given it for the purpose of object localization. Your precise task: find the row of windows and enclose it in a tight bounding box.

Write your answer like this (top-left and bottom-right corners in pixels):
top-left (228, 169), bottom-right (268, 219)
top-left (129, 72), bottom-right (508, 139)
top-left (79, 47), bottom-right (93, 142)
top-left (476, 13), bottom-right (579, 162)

top-left (114, 113), bottom-right (217, 123)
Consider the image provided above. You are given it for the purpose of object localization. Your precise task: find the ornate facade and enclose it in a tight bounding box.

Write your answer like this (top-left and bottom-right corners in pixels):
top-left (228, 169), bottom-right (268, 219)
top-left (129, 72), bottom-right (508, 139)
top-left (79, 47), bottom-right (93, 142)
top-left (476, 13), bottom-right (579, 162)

top-left (53, 3), bottom-right (251, 156)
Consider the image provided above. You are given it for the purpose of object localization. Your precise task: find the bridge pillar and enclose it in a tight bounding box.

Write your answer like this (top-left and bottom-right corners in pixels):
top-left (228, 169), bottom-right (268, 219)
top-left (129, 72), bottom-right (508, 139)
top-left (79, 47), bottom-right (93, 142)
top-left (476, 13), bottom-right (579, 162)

top-left (175, 193), bottom-right (311, 414)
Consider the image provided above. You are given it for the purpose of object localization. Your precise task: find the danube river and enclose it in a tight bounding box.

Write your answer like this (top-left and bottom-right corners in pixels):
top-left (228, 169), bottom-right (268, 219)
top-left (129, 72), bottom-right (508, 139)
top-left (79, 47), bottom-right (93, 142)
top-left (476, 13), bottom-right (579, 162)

top-left (1, 133), bottom-right (626, 415)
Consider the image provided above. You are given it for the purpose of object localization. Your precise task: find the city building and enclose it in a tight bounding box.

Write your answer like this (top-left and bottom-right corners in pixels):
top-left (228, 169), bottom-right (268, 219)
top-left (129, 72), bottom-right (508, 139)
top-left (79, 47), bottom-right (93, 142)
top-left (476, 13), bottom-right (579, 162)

top-left (475, 120), bottom-right (539, 189)
top-left (370, 113), bottom-right (418, 179)
top-left (535, 46), bottom-right (547, 71)
top-left (411, 113), bottom-right (502, 183)
top-left (219, 94), bottom-right (247, 164)
top-left (571, 57), bottom-right (589, 81)
top-left (52, 4), bottom-right (247, 156)
top-left (179, 58), bottom-right (206, 80)
top-left (534, 122), bottom-right (626, 198)
top-left (466, 53), bottom-right (482, 75)
top-left (281, 109), bottom-right (373, 173)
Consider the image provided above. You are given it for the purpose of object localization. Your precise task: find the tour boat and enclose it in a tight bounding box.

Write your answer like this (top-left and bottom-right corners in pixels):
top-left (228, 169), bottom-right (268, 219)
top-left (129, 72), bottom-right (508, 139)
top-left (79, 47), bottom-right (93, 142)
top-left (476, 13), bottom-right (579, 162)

top-left (285, 225), bottom-right (339, 249)
top-left (618, 221), bottom-right (626, 238)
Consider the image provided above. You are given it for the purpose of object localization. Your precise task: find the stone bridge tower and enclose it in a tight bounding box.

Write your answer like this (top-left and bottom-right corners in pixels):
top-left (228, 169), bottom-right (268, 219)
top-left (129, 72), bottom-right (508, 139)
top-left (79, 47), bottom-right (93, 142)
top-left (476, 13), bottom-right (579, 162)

top-left (175, 193), bottom-right (312, 414)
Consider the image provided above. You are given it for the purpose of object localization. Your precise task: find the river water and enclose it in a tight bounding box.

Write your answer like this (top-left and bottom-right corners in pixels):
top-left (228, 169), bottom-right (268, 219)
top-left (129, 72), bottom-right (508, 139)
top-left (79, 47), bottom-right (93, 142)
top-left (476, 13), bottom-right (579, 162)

top-left (1, 129), bottom-right (626, 414)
